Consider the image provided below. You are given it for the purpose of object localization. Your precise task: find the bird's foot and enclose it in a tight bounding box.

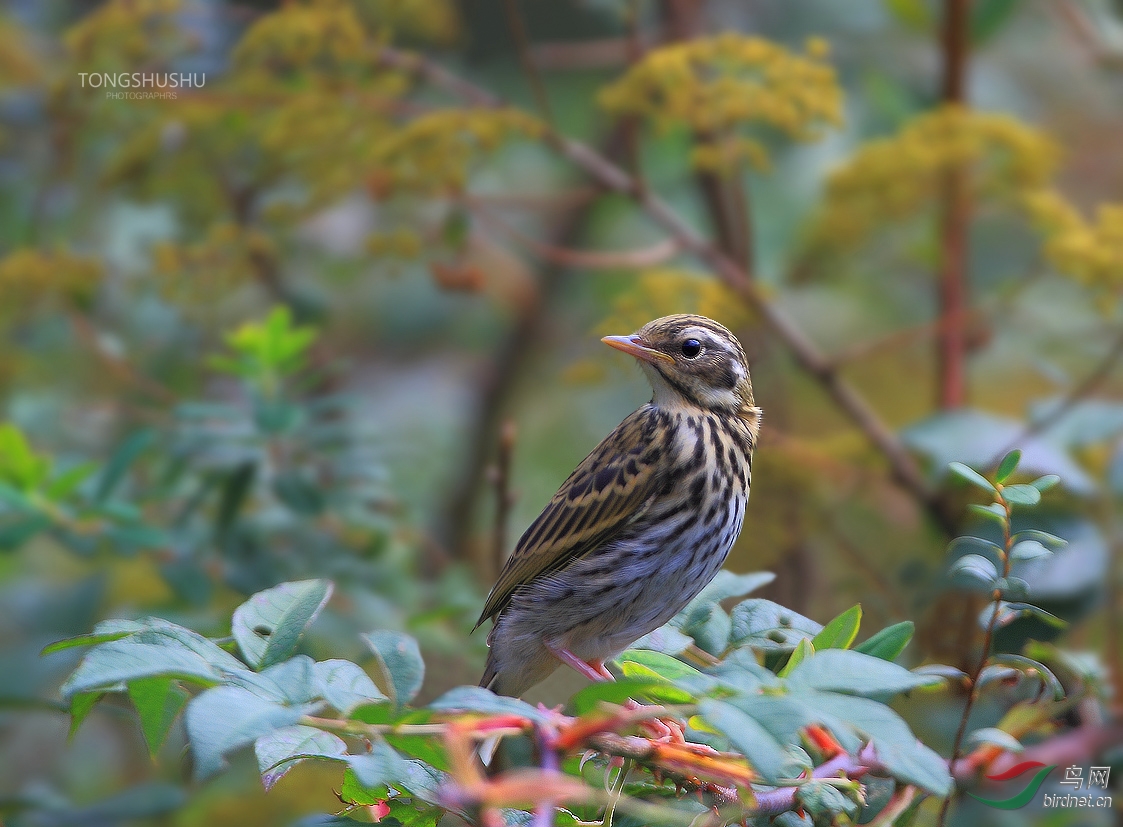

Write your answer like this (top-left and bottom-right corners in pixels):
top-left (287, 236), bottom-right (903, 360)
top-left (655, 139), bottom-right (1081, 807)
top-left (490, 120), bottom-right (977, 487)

top-left (547, 644), bottom-right (615, 683)
top-left (623, 698), bottom-right (691, 744)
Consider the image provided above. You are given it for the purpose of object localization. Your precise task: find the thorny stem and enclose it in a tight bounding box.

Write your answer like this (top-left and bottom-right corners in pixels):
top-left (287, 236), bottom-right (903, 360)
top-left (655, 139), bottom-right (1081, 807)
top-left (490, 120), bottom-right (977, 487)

top-left (937, 490), bottom-right (1015, 827)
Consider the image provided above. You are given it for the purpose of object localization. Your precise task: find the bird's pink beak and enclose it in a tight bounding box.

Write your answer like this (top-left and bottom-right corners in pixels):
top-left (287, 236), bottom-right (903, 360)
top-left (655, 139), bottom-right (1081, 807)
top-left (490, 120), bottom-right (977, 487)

top-left (601, 335), bottom-right (674, 365)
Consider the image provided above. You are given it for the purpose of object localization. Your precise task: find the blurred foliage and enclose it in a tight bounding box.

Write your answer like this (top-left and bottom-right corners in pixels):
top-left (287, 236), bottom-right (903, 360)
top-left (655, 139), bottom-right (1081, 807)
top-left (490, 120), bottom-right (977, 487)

top-left (599, 33), bottom-right (842, 172)
top-left (0, 1), bottom-right (1120, 826)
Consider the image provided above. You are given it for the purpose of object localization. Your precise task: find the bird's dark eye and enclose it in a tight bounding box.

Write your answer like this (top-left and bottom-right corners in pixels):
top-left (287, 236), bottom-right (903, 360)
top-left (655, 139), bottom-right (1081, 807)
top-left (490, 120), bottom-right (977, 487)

top-left (680, 339), bottom-right (702, 359)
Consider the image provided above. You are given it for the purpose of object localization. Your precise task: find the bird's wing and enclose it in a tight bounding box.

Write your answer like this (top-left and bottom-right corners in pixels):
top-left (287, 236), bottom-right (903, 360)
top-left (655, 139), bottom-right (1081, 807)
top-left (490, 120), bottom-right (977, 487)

top-left (476, 407), bottom-right (668, 627)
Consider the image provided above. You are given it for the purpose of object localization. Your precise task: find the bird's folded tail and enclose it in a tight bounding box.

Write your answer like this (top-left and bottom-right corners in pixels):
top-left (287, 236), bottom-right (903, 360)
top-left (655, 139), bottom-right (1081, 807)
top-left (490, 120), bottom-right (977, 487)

top-left (477, 657), bottom-right (502, 766)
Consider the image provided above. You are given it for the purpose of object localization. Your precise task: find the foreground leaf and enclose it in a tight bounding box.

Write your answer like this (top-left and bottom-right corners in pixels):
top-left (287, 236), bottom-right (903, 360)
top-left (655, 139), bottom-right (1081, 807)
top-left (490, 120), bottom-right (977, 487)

top-left (185, 686), bottom-right (308, 780)
top-left (232, 580), bottom-right (334, 670)
top-left (128, 676), bottom-right (189, 758)
top-left (255, 725), bottom-right (347, 790)
top-left (363, 630), bottom-right (424, 706)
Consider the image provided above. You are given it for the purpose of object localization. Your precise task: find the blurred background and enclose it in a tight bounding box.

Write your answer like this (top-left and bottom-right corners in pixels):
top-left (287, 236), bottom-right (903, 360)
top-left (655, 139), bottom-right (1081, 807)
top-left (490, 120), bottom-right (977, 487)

top-left (0, 0), bottom-right (1120, 824)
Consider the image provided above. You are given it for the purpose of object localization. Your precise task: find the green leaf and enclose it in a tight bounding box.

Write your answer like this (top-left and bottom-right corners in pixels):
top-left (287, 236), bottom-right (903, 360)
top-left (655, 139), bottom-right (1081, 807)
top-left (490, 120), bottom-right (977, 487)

top-left (698, 698), bottom-right (790, 783)
top-left (968, 502), bottom-right (1007, 527)
top-left (313, 659), bottom-right (386, 714)
top-left (994, 450), bottom-right (1021, 485)
top-left (1004, 651), bottom-right (1068, 701)
top-left (854, 622), bottom-right (914, 662)
top-left (214, 461), bottom-right (256, 535)
top-left (949, 535), bottom-right (1004, 556)
top-left (1009, 540), bottom-right (1052, 563)
top-left (913, 664), bottom-right (968, 683)
top-left (778, 637), bottom-right (814, 678)
top-left (970, 0), bottom-right (1021, 44)
top-left (95, 429), bottom-right (156, 502)
top-left (797, 779), bottom-right (861, 824)
top-left (429, 686), bottom-right (548, 723)
top-left (128, 676), bottom-right (189, 758)
top-left (61, 641), bottom-right (222, 699)
top-left (729, 599), bottom-right (822, 651)
top-left (966, 727), bottom-right (1023, 753)
top-left (227, 656), bottom-right (318, 705)
top-left (1011, 529), bottom-right (1067, 549)
top-left (630, 624), bottom-right (694, 656)
top-left (255, 724), bottom-right (347, 791)
top-left (0, 514), bottom-right (51, 550)
top-left (884, 0), bottom-right (933, 31)
top-left (185, 686), bottom-right (308, 780)
top-left (568, 678), bottom-right (692, 715)
top-left (681, 602), bottom-right (731, 656)
top-left (948, 462), bottom-right (995, 492)
top-left (346, 740), bottom-right (411, 790)
top-left (68, 691), bottom-right (104, 739)
top-left (43, 630), bottom-right (134, 656)
top-left (980, 601), bottom-right (1067, 632)
top-left (232, 580), bottom-right (334, 670)
top-left (44, 463), bottom-right (96, 500)
top-left (616, 649), bottom-right (704, 682)
top-left (805, 691), bottom-right (952, 795)
top-left (363, 630), bottom-right (424, 706)
top-left (785, 649), bottom-right (941, 697)
top-left (1000, 484), bottom-right (1041, 507)
top-left (673, 570), bottom-right (776, 630)
top-left (0, 423), bottom-right (51, 491)
top-left (812, 605), bottom-right (862, 650)
top-left (1030, 474), bottom-right (1061, 493)
top-left (340, 767), bottom-right (386, 805)
top-left (950, 554), bottom-right (999, 586)
top-left (273, 472), bottom-right (326, 515)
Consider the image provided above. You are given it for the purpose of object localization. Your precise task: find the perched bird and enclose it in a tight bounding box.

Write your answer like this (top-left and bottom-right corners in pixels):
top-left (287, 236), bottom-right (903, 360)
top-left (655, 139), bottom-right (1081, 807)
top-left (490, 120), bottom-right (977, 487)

top-left (477, 314), bottom-right (760, 697)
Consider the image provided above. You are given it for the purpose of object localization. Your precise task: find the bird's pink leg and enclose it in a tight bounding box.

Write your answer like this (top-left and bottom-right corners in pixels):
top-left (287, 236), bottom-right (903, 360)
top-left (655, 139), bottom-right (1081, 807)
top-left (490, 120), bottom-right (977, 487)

top-left (546, 643), bottom-right (615, 682)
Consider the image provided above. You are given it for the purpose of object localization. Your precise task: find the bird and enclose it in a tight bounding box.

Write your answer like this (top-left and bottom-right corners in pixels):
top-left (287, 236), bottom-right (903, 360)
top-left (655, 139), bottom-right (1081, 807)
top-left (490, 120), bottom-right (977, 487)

top-left (476, 314), bottom-right (760, 698)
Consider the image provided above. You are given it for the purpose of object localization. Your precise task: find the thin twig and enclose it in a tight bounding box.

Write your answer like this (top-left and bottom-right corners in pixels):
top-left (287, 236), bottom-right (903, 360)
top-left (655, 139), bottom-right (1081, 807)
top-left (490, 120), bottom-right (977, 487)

top-left (992, 325), bottom-right (1123, 466)
top-left (489, 419), bottom-right (517, 579)
top-left (472, 203), bottom-right (680, 269)
top-left (436, 121), bottom-right (640, 558)
top-left (937, 491), bottom-right (1014, 827)
top-left (373, 46), bottom-right (954, 536)
top-left (502, 0), bottom-right (553, 124)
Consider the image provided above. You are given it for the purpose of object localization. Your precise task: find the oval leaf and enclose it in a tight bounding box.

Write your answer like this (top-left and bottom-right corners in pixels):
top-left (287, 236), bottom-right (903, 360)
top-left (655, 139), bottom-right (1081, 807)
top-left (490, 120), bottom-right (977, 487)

top-left (811, 605), bottom-right (862, 650)
top-left (362, 630), bottom-right (424, 706)
top-left (949, 462), bottom-right (995, 492)
top-left (232, 580), bottom-right (334, 670)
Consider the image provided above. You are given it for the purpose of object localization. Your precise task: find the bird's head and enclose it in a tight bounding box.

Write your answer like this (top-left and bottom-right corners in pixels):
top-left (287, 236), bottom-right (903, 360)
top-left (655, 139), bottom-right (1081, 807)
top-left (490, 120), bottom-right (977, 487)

top-left (602, 314), bottom-right (756, 416)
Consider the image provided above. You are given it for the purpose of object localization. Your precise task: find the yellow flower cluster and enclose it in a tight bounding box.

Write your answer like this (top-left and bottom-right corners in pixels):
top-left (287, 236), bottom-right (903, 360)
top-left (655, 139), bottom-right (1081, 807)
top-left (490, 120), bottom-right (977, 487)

top-left (599, 269), bottom-right (750, 338)
top-left (365, 108), bottom-right (542, 197)
top-left (0, 249), bottom-right (102, 312)
top-left (366, 228), bottom-right (422, 259)
top-left (233, 1), bottom-right (368, 76)
top-left (152, 223), bottom-right (275, 311)
top-left (1025, 190), bottom-right (1123, 302)
top-left (813, 105), bottom-right (1060, 249)
top-left (0, 16), bottom-right (41, 89)
top-left (64, 0), bottom-right (182, 69)
top-left (350, 0), bottom-right (461, 47)
top-left (599, 34), bottom-right (843, 172)
top-left (234, 0), bottom-right (460, 76)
